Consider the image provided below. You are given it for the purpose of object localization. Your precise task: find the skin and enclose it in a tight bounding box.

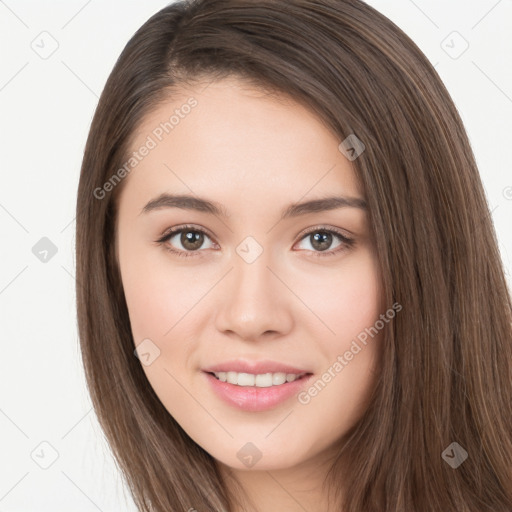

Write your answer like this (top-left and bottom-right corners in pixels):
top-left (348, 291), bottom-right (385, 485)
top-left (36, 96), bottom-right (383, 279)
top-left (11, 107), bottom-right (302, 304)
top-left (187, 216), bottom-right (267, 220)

top-left (115, 77), bottom-right (385, 512)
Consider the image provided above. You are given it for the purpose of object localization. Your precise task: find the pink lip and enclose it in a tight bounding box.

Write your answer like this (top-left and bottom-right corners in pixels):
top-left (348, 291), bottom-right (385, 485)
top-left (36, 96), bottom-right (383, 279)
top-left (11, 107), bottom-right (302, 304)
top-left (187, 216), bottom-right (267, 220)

top-left (202, 371), bottom-right (313, 412)
top-left (202, 359), bottom-right (309, 375)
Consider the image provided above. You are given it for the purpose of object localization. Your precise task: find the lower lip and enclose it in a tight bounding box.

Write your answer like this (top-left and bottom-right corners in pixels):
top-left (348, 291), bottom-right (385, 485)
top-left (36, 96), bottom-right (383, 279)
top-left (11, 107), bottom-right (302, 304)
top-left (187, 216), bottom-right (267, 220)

top-left (203, 371), bottom-right (313, 412)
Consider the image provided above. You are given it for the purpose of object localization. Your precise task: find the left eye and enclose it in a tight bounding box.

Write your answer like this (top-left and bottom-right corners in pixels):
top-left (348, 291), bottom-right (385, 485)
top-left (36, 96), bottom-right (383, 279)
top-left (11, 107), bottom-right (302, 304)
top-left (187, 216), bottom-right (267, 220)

top-left (295, 230), bottom-right (343, 252)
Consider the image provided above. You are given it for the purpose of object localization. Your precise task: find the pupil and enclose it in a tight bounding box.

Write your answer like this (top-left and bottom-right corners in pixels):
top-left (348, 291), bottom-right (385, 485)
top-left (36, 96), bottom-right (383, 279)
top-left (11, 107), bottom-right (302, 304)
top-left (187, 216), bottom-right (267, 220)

top-left (182, 231), bottom-right (203, 250)
top-left (312, 232), bottom-right (331, 251)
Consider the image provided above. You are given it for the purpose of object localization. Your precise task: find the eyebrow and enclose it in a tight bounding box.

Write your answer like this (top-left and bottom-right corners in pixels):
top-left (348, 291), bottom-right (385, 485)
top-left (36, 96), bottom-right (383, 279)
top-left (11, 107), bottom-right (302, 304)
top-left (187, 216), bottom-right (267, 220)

top-left (140, 193), bottom-right (367, 219)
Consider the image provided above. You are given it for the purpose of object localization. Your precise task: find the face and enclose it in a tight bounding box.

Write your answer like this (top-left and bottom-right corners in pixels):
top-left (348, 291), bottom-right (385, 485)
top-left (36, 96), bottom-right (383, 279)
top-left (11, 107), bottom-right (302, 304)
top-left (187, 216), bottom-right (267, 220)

top-left (115, 77), bottom-right (385, 474)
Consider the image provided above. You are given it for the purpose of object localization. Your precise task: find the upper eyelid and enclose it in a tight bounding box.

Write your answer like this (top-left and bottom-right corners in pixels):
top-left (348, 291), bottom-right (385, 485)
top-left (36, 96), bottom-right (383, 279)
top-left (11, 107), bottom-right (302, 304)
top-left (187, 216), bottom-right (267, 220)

top-left (158, 224), bottom-right (213, 240)
top-left (298, 225), bottom-right (352, 239)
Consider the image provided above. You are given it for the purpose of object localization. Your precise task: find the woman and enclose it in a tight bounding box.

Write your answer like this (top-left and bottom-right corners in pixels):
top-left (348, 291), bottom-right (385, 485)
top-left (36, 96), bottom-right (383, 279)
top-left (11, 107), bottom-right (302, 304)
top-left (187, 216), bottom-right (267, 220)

top-left (75, 0), bottom-right (512, 510)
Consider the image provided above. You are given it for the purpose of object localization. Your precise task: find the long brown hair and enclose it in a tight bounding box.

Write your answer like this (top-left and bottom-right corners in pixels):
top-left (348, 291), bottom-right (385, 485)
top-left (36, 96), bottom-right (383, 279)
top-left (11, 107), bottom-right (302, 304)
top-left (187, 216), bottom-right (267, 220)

top-left (75, 1), bottom-right (512, 510)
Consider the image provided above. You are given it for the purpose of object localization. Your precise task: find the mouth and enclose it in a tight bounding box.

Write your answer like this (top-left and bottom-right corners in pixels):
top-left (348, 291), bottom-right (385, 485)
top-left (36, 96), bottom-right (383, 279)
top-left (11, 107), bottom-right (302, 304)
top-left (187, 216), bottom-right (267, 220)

top-left (202, 370), bottom-right (314, 412)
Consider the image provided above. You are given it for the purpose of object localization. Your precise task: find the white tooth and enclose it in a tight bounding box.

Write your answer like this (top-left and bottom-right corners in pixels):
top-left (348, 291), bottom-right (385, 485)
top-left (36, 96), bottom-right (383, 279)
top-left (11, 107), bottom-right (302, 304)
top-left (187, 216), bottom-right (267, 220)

top-left (212, 371), bottom-right (304, 386)
top-left (237, 372), bottom-right (255, 387)
top-left (255, 373), bottom-right (273, 387)
top-left (226, 371), bottom-right (238, 385)
top-left (272, 372), bottom-right (287, 385)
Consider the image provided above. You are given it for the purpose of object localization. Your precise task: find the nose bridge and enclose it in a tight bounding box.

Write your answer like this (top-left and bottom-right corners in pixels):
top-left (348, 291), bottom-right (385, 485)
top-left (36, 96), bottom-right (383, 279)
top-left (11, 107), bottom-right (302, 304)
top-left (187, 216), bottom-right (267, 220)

top-left (230, 232), bottom-right (273, 290)
top-left (234, 243), bottom-right (273, 299)
top-left (214, 237), bottom-right (293, 339)
top-left (231, 239), bottom-right (278, 311)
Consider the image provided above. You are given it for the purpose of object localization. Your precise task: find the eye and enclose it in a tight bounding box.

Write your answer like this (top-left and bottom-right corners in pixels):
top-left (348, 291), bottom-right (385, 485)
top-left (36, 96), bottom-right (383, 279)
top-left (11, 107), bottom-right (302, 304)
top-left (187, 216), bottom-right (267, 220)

top-left (156, 224), bottom-right (355, 259)
top-left (294, 226), bottom-right (355, 257)
top-left (156, 225), bottom-right (216, 258)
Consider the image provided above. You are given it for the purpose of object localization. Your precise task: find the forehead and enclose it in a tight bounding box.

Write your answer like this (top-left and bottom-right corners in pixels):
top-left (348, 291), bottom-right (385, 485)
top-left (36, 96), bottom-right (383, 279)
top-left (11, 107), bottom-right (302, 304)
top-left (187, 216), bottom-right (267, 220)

top-left (117, 77), bottom-right (363, 213)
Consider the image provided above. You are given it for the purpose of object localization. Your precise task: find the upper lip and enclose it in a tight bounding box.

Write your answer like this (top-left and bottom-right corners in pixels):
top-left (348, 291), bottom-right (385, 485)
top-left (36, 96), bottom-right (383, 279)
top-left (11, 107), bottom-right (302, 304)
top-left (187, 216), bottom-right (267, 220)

top-left (202, 359), bottom-right (311, 375)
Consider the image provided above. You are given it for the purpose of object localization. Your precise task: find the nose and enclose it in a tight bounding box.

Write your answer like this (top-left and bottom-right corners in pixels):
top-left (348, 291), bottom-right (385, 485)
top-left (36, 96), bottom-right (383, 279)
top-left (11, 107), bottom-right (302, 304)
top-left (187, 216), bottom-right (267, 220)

top-left (214, 248), bottom-right (294, 342)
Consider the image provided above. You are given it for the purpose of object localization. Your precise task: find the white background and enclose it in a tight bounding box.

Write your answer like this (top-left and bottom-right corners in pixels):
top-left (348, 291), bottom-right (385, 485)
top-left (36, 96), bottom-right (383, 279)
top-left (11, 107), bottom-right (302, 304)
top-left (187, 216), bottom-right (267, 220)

top-left (0, 1), bottom-right (511, 510)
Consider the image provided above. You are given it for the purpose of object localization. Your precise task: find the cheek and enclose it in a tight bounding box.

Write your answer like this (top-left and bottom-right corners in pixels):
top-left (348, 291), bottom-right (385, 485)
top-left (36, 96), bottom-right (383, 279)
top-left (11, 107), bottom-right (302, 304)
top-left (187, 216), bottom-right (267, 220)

top-left (304, 249), bottom-right (383, 343)
top-left (296, 250), bottom-right (383, 417)
top-left (119, 251), bottom-right (200, 406)
top-left (118, 235), bottom-right (199, 342)
top-left (121, 262), bottom-right (171, 342)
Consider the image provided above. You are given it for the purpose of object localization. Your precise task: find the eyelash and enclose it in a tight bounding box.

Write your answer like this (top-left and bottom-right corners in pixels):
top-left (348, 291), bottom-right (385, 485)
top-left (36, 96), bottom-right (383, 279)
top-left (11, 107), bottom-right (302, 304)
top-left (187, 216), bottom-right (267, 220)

top-left (155, 224), bottom-right (355, 259)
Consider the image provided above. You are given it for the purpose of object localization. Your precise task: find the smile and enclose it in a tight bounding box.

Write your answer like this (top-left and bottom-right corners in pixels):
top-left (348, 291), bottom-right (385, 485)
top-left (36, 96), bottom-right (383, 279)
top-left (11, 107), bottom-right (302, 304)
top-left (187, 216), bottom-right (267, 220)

top-left (203, 371), bottom-right (313, 412)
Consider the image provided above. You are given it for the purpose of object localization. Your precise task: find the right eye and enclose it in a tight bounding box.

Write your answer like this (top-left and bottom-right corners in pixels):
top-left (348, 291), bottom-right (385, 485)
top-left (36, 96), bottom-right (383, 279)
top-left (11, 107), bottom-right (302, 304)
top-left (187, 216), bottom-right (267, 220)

top-left (156, 225), bottom-right (217, 258)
